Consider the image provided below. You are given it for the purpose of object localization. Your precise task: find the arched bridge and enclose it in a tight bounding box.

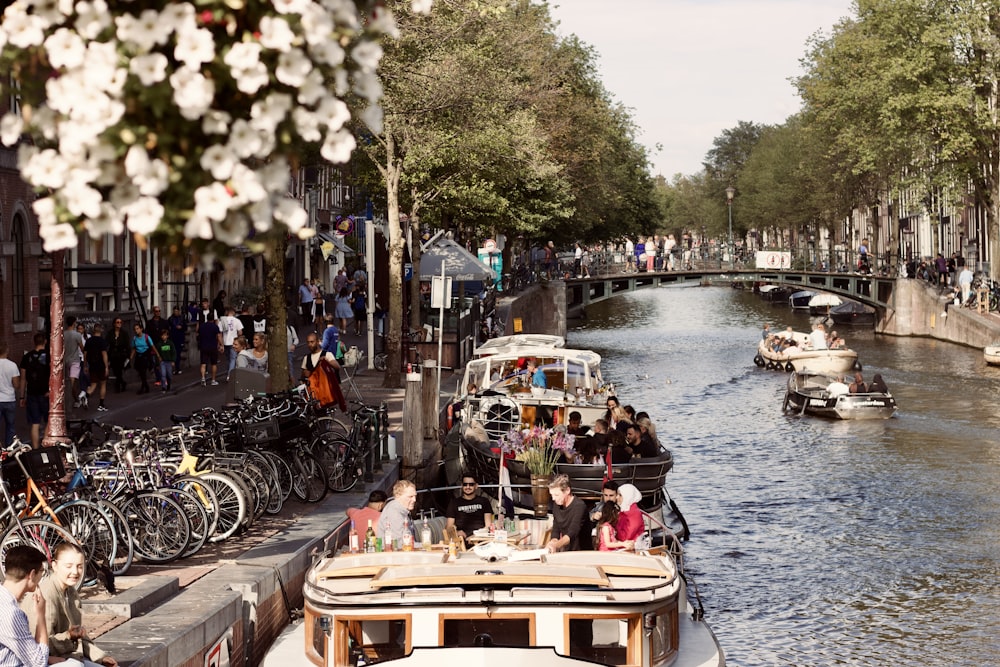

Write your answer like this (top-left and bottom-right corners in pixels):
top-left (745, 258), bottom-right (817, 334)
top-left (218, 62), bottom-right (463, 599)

top-left (565, 269), bottom-right (896, 318)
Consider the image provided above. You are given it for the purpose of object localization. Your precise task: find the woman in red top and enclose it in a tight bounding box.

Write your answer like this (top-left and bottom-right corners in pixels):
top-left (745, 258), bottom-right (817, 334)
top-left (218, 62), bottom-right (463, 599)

top-left (615, 484), bottom-right (645, 543)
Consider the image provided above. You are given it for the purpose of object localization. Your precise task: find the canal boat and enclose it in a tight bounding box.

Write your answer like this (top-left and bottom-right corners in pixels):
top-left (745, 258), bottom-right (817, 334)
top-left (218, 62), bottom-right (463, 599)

top-left (758, 284), bottom-right (791, 303)
top-left (788, 290), bottom-right (816, 310)
top-left (807, 293), bottom-right (843, 316)
top-left (984, 342), bottom-right (1000, 366)
top-left (828, 300), bottom-right (876, 326)
top-left (449, 335), bottom-right (674, 518)
top-left (754, 332), bottom-right (860, 374)
top-left (271, 514), bottom-right (725, 667)
top-left (782, 371), bottom-right (897, 419)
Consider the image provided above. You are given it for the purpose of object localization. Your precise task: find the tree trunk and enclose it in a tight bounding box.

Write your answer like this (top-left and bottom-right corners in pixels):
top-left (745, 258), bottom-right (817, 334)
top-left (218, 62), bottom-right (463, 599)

top-left (265, 235), bottom-right (290, 391)
top-left (384, 135), bottom-right (403, 388)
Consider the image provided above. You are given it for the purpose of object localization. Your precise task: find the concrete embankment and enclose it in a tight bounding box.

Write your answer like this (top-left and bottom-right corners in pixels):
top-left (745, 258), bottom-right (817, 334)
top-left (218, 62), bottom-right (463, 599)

top-left (881, 279), bottom-right (1000, 347)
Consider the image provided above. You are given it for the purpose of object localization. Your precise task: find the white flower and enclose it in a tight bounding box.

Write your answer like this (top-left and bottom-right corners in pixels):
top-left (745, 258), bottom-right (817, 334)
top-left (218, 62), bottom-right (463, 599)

top-left (32, 0), bottom-right (74, 25)
top-left (411, 0), bottom-right (433, 15)
top-left (174, 27), bottom-right (215, 68)
top-left (315, 96), bottom-right (350, 131)
top-left (274, 198), bottom-right (307, 232)
top-left (170, 67), bottom-right (215, 120)
top-left (21, 149), bottom-right (69, 189)
top-left (45, 28), bottom-right (87, 69)
top-left (228, 119), bottom-right (264, 159)
top-left (202, 110), bottom-right (232, 135)
top-left (30, 107), bottom-right (59, 141)
top-left (33, 197), bottom-right (58, 227)
top-left (250, 93), bottom-right (292, 133)
top-left (233, 62), bottom-right (269, 95)
top-left (276, 48), bottom-right (312, 87)
top-left (124, 146), bottom-right (170, 196)
top-left (321, 0), bottom-right (360, 30)
top-left (75, 0), bottom-right (113, 40)
top-left (183, 213), bottom-right (213, 240)
top-left (116, 10), bottom-right (171, 53)
top-left (0, 114), bottom-right (23, 147)
top-left (308, 40), bottom-right (344, 68)
top-left (212, 211), bottom-right (249, 246)
top-left (4, 12), bottom-right (46, 49)
top-left (200, 144), bottom-right (237, 181)
top-left (194, 182), bottom-right (233, 222)
top-left (86, 203), bottom-right (125, 239)
top-left (41, 223), bottom-right (80, 252)
top-left (130, 53), bottom-right (168, 86)
top-left (292, 107), bottom-right (321, 142)
top-left (320, 129), bottom-right (356, 164)
top-left (160, 3), bottom-right (195, 33)
top-left (272, 0), bottom-right (311, 15)
top-left (333, 68), bottom-right (349, 96)
top-left (259, 16), bottom-right (294, 52)
top-left (368, 5), bottom-right (399, 39)
top-left (123, 196), bottom-right (164, 235)
top-left (82, 41), bottom-right (120, 91)
top-left (256, 158), bottom-right (290, 193)
top-left (352, 70), bottom-right (383, 102)
top-left (359, 104), bottom-right (383, 134)
top-left (229, 164), bottom-right (268, 204)
top-left (351, 42), bottom-right (383, 72)
top-left (110, 181), bottom-right (140, 209)
top-left (297, 69), bottom-right (325, 106)
top-left (247, 200), bottom-right (273, 231)
top-left (61, 180), bottom-right (103, 218)
top-left (300, 3), bottom-right (333, 45)
top-left (224, 41), bottom-right (262, 70)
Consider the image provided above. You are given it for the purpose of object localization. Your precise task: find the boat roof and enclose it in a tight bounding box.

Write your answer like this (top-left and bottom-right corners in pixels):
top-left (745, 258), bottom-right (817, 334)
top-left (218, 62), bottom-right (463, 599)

top-left (306, 550), bottom-right (678, 606)
top-left (467, 347), bottom-right (602, 367)
top-left (808, 293), bottom-right (843, 306)
top-left (474, 335), bottom-right (566, 356)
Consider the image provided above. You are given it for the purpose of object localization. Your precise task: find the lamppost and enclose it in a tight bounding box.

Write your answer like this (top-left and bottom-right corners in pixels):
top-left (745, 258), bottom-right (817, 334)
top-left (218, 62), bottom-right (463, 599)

top-left (725, 186), bottom-right (736, 269)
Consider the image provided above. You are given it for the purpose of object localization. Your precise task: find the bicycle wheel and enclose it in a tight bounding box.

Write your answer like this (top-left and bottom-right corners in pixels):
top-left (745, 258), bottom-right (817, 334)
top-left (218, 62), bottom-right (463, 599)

top-left (199, 472), bottom-right (248, 543)
top-left (247, 451), bottom-right (284, 515)
top-left (314, 415), bottom-right (350, 439)
top-left (172, 477), bottom-right (220, 542)
top-left (373, 353), bottom-right (387, 372)
top-left (162, 487), bottom-right (211, 558)
top-left (94, 498), bottom-right (135, 576)
top-left (317, 437), bottom-right (360, 493)
top-left (121, 490), bottom-right (191, 564)
top-left (289, 449), bottom-right (329, 503)
top-left (53, 499), bottom-right (117, 587)
top-left (1, 518), bottom-right (80, 576)
top-left (260, 450), bottom-right (293, 501)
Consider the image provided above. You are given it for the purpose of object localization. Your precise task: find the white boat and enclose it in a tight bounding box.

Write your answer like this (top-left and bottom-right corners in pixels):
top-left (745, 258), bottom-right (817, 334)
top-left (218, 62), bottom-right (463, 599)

top-left (754, 332), bottom-right (860, 374)
top-left (269, 515), bottom-right (724, 667)
top-left (985, 342), bottom-right (1000, 366)
top-left (783, 371), bottom-right (898, 419)
top-left (450, 336), bottom-right (674, 517)
top-left (807, 293), bottom-right (843, 315)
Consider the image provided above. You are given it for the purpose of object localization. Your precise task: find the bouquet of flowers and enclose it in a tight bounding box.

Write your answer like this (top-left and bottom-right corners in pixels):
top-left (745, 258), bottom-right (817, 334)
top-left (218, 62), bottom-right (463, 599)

top-left (499, 425), bottom-right (575, 476)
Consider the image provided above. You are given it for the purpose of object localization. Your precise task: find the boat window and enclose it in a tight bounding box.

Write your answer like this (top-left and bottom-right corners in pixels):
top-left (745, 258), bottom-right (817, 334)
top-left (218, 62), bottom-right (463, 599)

top-left (649, 605), bottom-right (679, 666)
top-left (333, 615), bottom-right (410, 666)
top-left (441, 614), bottom-right (534, 647)
top-left (566, 614), bottom-right (638, 666)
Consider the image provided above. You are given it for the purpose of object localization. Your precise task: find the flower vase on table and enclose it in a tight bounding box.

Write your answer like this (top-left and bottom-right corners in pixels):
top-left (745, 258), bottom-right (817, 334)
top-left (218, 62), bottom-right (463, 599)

top-left (500, 425), bottom-right (577, 518)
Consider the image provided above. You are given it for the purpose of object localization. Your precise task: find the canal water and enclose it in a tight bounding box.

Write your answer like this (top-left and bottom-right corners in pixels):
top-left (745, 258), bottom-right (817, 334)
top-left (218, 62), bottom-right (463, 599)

top-left (568, 285), bottom-right (1000, 666)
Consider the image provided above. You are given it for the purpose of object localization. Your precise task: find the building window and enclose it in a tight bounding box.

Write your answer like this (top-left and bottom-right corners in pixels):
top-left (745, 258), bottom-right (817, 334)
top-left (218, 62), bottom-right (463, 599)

top-left (12, 215), bottom-right (25, 323)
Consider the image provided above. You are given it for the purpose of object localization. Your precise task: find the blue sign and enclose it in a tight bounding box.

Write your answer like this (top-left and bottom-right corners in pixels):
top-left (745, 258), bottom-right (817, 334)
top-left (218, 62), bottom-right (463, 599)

top-left (404, 263), bottom-right (412, 282)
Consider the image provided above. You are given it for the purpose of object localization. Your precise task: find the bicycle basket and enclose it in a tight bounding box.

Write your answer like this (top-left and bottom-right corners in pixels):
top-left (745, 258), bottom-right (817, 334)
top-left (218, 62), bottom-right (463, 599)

top-left (240, 418), bottom-right (281, 445)
top-left (1, 447), bottom-right (65, 488)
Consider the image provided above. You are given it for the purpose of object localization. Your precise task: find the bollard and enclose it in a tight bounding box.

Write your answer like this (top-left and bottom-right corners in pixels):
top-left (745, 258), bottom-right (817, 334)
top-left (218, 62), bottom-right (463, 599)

top-left (403, 368), bottom-right (423, 479)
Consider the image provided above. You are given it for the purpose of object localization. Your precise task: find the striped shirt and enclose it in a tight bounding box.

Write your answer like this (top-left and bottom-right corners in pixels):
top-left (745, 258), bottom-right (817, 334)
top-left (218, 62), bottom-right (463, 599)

top-left (0, 585), bottom-right (48, 667)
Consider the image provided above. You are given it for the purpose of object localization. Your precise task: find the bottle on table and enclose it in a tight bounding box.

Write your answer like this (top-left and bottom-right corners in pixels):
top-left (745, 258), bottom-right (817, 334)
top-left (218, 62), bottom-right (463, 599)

top-left (402, 517), bottom-right (414, 551)
top-left (349, 520), bottom-right (359, 554)
top-left (365, 519), bottom-right (376, 553)
top-left (421, 515), bottom-right (432, 551)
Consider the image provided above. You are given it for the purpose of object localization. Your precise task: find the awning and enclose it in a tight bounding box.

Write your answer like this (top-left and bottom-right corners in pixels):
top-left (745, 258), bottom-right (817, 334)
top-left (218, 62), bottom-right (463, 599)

top-left (315, 231), bottom-right (352, 254)
top-left (419, 235), bottom-right (496, 282)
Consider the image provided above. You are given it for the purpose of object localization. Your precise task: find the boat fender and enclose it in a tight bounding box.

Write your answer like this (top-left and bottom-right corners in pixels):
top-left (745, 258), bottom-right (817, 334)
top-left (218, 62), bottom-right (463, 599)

top-left (854, 360), bottom-right (863, 371)
top-left (753, 354), bottom-right (765, 367)
top-left (446, 402), bottom-right (454, 430)
top-left (765, 361), bottom-right (775, 370)
top-left (785, 361), bottom-right (794, 372)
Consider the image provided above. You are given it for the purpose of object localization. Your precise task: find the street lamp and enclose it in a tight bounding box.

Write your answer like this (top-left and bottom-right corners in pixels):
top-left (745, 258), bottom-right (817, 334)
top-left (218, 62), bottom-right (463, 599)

top-left (725, 186), bottom-right (736, 270)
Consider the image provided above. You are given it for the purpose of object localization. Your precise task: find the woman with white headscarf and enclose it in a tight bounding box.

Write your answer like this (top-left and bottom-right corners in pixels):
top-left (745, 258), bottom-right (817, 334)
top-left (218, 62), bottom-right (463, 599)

top-left (615, 484), bottom-right (644, 544)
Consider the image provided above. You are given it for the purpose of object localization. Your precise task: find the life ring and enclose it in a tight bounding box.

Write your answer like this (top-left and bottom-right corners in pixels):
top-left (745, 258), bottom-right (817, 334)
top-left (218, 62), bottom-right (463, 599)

top-left (753, 354), bottom-right (765, 367)
top-left (785, 362), bottom-right (794, 372)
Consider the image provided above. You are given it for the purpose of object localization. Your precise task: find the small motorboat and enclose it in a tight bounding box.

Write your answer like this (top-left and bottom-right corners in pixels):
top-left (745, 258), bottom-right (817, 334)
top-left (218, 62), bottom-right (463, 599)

top-left (985, 342), bottom-right (1000, 366)
top-left (808, 293), bottom-right (843, 316)
top-left (754, 332), bottom-right (860, 374)
top-left (758, 284), bottom-right (791, 303)
top-left (829, 300), bottom-right (876, 326)
top-left (789, 290), bottom-right (816, 310)
top-left (783, 371), bottom-right (897, 420)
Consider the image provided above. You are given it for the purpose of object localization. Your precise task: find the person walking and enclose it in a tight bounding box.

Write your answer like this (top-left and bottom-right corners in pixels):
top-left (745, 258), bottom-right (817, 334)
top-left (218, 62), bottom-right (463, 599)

top-left (311, 280), bottom-right (325, 329)
top-left (334, 287), bottom-right (353, 334)
top-left (156, 329), bottom-right (177, 393)
top-left (105, 317), bottom-right (131, 393)
top-left (63, 316), bottom-right (85, 409)
top-left (197, 315), bottom-right (223, 386)
top-left (129, 323), bottom-right (159, 395)
top-left (18, 333), bottom-right (49, 449)
top-left (0, 342), bottom-right (21, 447)
top-left (218, 307), bottom-right (243, 380)
top-left (286, 322), bottom-right (299, 384)
top-left (83, 323), bottom-right (109, 412)
top-left (167, 306), bottom-right (187, 375)
top-left (298, 278), bottom-right (314, 327)
top-left (351, 284), bottom-right (366, 335)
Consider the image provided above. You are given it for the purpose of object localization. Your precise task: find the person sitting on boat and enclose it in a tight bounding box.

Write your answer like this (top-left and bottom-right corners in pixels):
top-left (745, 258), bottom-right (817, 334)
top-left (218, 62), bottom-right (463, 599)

top-left (445, 474), bottom-right (491, 546)
top-left (526, 358), bottom-right (547, 388)
top-left (808, 322), bottom-right (828, 350)
top-left (868, 373), bottom-right (889, 394)
top-left (603, 395), bottom-right (620, 425)
top-left (826, 376), bottom-right (850, 397)
top-left (596, 502), bottom-right (635, 552)
top-left (607, 430), bottom-right (632, 464)
top-left (378, 480), bottom-right (417, 544)
top-left (566, 411), bottom-right (589, 436)
top-left (626, 422), bottom-right (659, 459)
top-left (848, 372), bottom-right (867, 394)
top-left (590, 418), bottom-right (611, 456)
top-left (545, 474), bottom-right (591, 552)
top-left (590, 480), bottom-right (620, 523)
top-left (574, 437), bottom-right (601, 464)
top-left (615, 484), bottom-right (645, 544)
top-left (347, 490), bottom-right (387, 534)
top-left (761, 323), bottom-right (770, 340)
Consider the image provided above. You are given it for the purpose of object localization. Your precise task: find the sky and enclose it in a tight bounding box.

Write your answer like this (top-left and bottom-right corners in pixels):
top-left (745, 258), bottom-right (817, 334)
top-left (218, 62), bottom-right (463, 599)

top-left (546, 0), bottom-right (855, 179)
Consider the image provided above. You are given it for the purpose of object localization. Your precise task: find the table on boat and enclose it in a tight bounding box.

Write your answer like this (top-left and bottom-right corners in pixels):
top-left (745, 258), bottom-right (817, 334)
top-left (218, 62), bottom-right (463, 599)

top-left (467, 529), bottom-right (531, 547)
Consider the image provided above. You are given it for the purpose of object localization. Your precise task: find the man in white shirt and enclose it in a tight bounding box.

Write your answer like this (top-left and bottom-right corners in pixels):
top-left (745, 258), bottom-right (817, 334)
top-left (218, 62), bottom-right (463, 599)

top-left (958, 265), bottom-right (975, 305)
top-left (808, 323), bottom-right (828, 350)
top-left (219, 307), bottom-right (244, 379)
top-left (0, 342), bottom-right (21, 447)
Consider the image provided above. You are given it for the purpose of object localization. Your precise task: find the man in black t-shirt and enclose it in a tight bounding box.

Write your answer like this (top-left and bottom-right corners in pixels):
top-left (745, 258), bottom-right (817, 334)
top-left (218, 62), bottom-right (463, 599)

top-left (546, 474), bottom-right (591, 552)
top-left (446, 474), bottom-right (490, 544)
top-left (18, 332), bottom-right (49, 448)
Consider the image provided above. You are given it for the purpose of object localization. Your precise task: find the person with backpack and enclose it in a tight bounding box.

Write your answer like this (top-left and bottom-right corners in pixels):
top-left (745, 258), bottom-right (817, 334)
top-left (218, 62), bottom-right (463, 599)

top-left (300, 333), bottom-right (346, 411)
top-left (129, 323), bottom-right (160, 395)
top-left (18, 332), bottom-right (48, 448)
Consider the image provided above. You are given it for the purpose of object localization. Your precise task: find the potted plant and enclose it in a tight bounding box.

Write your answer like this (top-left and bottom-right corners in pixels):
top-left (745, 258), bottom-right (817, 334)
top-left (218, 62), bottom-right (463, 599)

top-left (499, 426), bottom-right (576, 516)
